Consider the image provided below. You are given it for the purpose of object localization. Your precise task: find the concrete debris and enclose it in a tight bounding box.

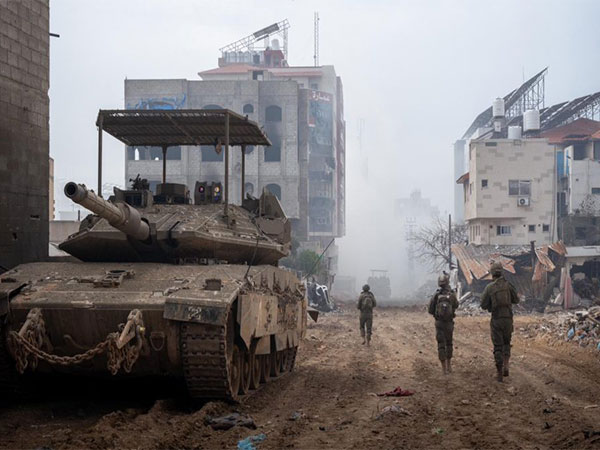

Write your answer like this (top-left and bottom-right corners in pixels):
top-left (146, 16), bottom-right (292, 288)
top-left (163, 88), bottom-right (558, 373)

top-left (520, 306), bottom-right (600, 350)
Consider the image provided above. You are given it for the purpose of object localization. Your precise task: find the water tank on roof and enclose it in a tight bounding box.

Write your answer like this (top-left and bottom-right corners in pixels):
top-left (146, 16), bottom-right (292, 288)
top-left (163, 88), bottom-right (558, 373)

top-left (508, 126), bottom-right (522, 139)
top-left (523, 110), bottom-right (541, 132)
top-left (492, 98), bottom-right (505, 118)
top-left (271, 39), bottom-right (280, 50)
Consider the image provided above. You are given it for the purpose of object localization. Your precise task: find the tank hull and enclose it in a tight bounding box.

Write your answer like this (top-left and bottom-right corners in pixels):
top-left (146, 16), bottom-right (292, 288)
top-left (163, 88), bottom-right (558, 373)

top-left (1, 262), bottom-right (306, 400)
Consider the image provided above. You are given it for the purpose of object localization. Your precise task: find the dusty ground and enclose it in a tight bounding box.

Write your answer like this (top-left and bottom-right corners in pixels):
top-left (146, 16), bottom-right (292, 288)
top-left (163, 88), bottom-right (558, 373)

top-left (1, 306), bottom-right (600, 449)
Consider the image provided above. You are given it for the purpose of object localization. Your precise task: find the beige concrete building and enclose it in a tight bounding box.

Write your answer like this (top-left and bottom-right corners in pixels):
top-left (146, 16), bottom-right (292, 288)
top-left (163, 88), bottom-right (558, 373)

top-left (459, 137), bottom-right (556, 246)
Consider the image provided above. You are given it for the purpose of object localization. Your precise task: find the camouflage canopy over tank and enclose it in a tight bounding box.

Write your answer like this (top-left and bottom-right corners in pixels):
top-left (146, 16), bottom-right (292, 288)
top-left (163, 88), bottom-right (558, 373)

top-left (0, 109), bottom-right (309, 401)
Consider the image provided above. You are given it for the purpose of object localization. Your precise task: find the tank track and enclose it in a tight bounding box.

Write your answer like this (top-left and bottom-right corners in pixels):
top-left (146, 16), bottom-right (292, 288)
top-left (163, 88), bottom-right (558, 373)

top-left (180, 321), bottom-right (232, 400)
top-left (0, 320), bottom-right (20, 399)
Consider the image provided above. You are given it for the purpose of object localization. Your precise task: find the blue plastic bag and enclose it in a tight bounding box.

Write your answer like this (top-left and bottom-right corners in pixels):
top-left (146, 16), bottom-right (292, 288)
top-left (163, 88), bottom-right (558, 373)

top-left (237, 433), bottom-right (266, 450)
top-left (567, 327), bottom-right (575, 340)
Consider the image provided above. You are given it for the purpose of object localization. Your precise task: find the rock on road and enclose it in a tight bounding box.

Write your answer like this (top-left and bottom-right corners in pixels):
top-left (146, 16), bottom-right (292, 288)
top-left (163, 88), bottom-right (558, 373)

top-left (1, 306), bottom-right (600, 449)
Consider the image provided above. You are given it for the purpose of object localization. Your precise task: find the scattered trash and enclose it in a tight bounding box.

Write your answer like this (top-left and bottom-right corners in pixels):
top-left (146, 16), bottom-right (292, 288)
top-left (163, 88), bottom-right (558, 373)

top-left (318, 426), bottom-right (326, 431)
top-left (237, 433), bottom-right (266, 450)
top-left (584, 404), bottom-right (599, 409)
top-left (543, 408), bottom-right (554, 414)
top-left (543, 422), bottom-right (553, 430)
top-left (461, 400), bottom-right (470, 405)
top-left (506, 386), bottom-right (516, 396)
top-left (289, 411), bottom-right (305, 421)
top-left (377, 387), bottom-right (415, 397)
top-left (520, 306), bottom-right (600, 351)
top-left (431, 428), bottom-right (445, 435)
top-left (205, 413), bottom-right (256, 431)
top-left (375, 404), bottom-right (412, 420)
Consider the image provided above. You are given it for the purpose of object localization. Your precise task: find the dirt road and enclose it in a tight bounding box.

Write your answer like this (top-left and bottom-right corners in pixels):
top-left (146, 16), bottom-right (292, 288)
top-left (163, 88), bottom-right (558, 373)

top-left (1, 306), bottom-right (600, 449)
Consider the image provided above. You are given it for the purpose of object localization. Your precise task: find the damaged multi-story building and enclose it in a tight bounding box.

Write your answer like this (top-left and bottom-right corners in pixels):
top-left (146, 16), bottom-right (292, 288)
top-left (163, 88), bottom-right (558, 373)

top-left (122, 21), bottom-right (345, 274)
top-left (453, 68), bottom-right (600, 308)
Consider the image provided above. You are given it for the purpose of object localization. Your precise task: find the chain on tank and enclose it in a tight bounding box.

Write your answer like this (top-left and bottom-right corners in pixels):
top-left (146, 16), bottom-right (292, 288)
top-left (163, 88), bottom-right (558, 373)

top-left (7, 308), bottom-right (147, 375)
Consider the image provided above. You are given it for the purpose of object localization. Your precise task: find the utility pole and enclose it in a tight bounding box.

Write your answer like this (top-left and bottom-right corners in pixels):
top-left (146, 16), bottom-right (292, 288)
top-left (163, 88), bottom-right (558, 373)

top-left (448, 214), bottom-right (452, 270)
top-left (313, 12), bottom-right (319, 67)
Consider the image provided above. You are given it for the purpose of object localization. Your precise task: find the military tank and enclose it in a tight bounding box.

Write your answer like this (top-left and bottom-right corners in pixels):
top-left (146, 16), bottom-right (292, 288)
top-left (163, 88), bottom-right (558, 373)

top-left (0, 109), bottom-right (308, 401)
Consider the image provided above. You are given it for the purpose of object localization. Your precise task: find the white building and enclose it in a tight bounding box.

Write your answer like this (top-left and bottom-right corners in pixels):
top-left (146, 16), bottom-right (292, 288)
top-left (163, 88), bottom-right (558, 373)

top-left (459, 135), bottom-right (556, 246)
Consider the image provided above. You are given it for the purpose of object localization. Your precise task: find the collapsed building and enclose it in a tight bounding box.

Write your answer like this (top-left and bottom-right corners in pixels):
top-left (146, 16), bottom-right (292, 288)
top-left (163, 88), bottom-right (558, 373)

top-left (453, 68), bottom-right (600, 311)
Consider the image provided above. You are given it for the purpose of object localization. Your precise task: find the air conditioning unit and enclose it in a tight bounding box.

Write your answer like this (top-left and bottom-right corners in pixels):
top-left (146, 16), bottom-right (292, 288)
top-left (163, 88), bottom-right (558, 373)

top-left (517, 196), bottom-right (530, 207)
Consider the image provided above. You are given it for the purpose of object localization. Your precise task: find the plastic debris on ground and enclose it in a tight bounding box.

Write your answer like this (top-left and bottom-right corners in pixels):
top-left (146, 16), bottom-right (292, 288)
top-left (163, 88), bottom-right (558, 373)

top-left (377, 386), bottom-right (415, 397)
top-left (375, 404), bottom-right (412, 420)
top-left (205, 412), bottom-right (256, 431)
top-left (237, 433), bottom-right (267, 450)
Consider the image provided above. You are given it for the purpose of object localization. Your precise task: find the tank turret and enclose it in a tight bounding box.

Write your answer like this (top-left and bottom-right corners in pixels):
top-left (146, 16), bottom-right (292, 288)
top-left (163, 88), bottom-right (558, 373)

top-left (64, 182), bottom-right (150, 241)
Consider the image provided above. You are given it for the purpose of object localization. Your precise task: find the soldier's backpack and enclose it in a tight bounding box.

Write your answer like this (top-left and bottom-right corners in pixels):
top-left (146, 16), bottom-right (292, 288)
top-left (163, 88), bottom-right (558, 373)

top-left (491, 283), bottom-right (512, 311)
top-left (362, 293), bottom-right (375, 311)
top-left (435, 293), bottom-right (454, 321)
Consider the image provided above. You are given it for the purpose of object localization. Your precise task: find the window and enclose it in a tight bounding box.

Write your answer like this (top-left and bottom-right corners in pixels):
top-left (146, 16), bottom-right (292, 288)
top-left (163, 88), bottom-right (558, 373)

top-left (485, 142), bottom-right (497, 147)
top-left (543, 224), bottom-right (550, 232)
top-left (252, 70), bottom-right (264, 80)
top-left (127, 146), bottom-right (181, 161)
top-left (244, 182), bottom-right (254, 197)
top-left (509, 180), bottom-right (531, 196)
top-left (528, 225), bottom-right (535, 232)
top-left (575, 227), bottom-right (586, 240)
top-left (592, 187), bottom-right (600, 195)
top-left (265, 105), bottom-right (282, 122)
top-left (264, 145), bottom-right (281, 162)
top-left (594, 142), bottom-right (600, 161)
top-left (573, 144), bottom-right (586, 160)
top-left (310, 83), bottom-right (319, 90)
top-left (201, 147), bottom-right (223, 162)
top-left (496, 225), bottom-right (511, 236)
top-left (469, 182), bottom-right (473, 195)
top-left (243, 104), bottom-right (254, 114)
top-left (203, 104), bottom-right (222, 110)
top-left (265, 183), bottom-right (281, 200)
top-left (481, 179), bottom-right (488, 189)
top-left (244, 145), bottom-right (254, 155)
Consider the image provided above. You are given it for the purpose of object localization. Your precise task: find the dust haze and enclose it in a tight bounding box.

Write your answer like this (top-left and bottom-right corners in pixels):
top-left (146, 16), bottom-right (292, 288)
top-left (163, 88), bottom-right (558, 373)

top-left (48, 0), bottom-right (600, 298)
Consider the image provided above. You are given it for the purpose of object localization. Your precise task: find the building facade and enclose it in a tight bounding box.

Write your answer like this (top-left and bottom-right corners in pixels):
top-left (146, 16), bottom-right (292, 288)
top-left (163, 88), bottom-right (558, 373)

top-left (0, 0), bottom-right (50, 270)
top-left (124, 59), bottom-right (345, 253)
top-left (460, 137), bottom-right (556, 246)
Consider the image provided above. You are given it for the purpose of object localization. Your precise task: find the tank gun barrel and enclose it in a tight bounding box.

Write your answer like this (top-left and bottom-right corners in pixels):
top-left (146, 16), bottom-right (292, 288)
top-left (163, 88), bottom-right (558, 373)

top-left (64, 182), bottom-right (150, 241)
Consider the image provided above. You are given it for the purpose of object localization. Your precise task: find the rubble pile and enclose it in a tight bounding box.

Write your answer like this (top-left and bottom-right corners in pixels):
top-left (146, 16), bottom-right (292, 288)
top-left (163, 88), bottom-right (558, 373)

top-left (520, 306), bottom-right (600, 351)
top-left (457, 292), bottom-right (486, 316)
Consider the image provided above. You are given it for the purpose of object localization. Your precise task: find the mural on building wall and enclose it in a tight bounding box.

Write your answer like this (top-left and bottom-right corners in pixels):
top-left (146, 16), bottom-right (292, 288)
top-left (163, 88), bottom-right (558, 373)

top-left (308, 91), bottom-right (335, 233)
top-left (127, 94), bottom-right (187, 110)
top-left (308, 91), bottom-right (333, 156)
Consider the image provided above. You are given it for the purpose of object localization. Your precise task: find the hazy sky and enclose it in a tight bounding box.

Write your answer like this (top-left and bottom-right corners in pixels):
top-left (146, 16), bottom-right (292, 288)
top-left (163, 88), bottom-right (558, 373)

top-left (49, 0), bottom-right (600, 292)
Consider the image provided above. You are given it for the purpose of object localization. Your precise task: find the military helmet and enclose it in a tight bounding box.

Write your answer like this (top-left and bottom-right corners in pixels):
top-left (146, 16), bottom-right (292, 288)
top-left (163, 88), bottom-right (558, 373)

top-left (437, 273), bottom-right (450, 287)
top-left (362, 284), bottom-right (370, 292)
top-left (490, 261), bottom-right (503, 277)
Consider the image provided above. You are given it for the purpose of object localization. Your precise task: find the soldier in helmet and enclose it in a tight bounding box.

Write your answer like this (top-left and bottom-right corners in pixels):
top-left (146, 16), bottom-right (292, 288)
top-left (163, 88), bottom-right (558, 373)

top-left (428, 272), bottom-right (458, 374)
top-left (480, 261), bottom-right (520, 382)
top-left (357, 284), bottom-right (377, 346)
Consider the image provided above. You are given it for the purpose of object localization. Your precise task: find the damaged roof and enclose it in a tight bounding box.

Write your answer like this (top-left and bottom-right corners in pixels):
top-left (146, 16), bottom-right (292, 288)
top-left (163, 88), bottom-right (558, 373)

top-left (453, 242), bottom-right (566, 286)
top-left (540, 118), bottom-right (600, 144)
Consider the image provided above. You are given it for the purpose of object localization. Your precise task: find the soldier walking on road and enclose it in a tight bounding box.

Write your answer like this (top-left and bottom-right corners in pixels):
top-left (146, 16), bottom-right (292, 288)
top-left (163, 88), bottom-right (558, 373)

top-left (428, 273), bottom-right (458, 375)
top-left (357, 284), bottom-right (376, 346)
top-left (480, 261), bottom-right (520, 382)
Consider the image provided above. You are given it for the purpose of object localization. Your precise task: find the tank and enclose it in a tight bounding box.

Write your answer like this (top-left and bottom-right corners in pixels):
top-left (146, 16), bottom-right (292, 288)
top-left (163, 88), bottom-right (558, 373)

top-left (492, 97), bottom-right (505, 118)
top-left (0, 179), bottom-right (307, 401)
top-left (508, 126), bottom-right (522, 139)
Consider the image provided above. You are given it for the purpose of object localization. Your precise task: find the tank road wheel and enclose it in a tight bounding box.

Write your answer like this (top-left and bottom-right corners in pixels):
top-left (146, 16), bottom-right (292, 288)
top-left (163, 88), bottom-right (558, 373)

top-left (249, 348), bottom-right (261, 390)
top-left (270, 350), bottom-right (282, 377)
top-left (228, 345), bottom-right (242, 398)
top-left (260, 354), bottom-right (271, 383)
top-left (239, 348), bottom-right (251, 395)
